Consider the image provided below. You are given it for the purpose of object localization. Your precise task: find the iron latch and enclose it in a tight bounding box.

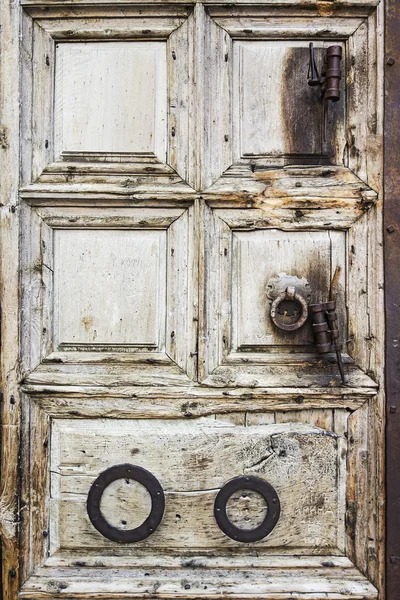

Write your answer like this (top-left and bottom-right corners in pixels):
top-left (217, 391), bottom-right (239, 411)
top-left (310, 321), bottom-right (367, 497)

top-left (309, 266), bottom-right (348, 384)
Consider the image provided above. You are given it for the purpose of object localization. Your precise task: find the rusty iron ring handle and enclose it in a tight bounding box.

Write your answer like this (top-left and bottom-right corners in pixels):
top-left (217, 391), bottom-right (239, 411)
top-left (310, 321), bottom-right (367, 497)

top-left (87, 464), bottom-right (165, 543)
top-left (270, 286), bottom-right (308, 332)
top-left (214, 476), bottom-right (280, 543)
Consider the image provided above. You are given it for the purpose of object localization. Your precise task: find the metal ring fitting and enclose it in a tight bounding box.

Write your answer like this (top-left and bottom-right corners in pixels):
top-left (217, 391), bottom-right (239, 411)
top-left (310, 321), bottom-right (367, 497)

top-left (214, 476), bottom-right (281, 543)
top-left (270, 286), bottom-right (309, 331)
top-left (87, 464), bottom-right (165, 543)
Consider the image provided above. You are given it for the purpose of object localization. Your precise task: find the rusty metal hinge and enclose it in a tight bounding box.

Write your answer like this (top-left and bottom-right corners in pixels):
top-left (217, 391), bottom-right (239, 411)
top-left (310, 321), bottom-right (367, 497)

top-left (307, 43), bottom-right (343, 141)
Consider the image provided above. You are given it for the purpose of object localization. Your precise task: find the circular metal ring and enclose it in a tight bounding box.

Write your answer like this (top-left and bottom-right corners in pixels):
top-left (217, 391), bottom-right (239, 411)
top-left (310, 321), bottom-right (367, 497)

top-left (87, 464), bottom-right (165, 543)
top-left (214, 476), bottom-right (280, 543)
top-left (270, 289), bottom-right (308, 332)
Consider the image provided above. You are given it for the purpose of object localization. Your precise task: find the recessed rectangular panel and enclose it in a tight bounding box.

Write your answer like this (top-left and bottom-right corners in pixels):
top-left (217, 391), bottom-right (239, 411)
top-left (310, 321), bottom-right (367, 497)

top-left (54, 229), bottom-right (166, 348)
top-left (55, 42), bottom-right (167, 159)
top-left (232, 229), bottom-right (346, 349)
top-left (50, 418), bottom-right (341, 553)
top-left (233, 41), bottom-right (344, 160)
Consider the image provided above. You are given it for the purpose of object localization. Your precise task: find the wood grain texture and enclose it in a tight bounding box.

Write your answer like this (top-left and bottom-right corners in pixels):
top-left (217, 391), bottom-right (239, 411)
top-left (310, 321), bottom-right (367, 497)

top-left (211, 16), bottom-right (366, 39)
top-left (201, 204), bottom-right (374, 388)
top-left (22, 0), bottom-right (380, 6)
top-left (33, 17), bottom-right (186, 40)
top-left (168, 13), bottom-right (196, 188)
top-left (53, 229), bottom-right (166, 347)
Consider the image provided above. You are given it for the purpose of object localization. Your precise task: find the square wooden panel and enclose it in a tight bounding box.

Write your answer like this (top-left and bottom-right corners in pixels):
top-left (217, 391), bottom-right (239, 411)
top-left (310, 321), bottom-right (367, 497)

top-left (200, 205), bottom-right (377, 389)
top-left (231, 229), bottom-right (346, 350)
top-left (20, 5), bottom-right (195, 189)
top-left (21, 205), bottom-right (197, 386)
top-left (200, 7), bottom-right (378, 197)
top-left (53, 228), bottom-right (166, 349)
top-left (55, 42), bottom-right (167, 161)
top-left (232, 41), bottom-right (345, 166)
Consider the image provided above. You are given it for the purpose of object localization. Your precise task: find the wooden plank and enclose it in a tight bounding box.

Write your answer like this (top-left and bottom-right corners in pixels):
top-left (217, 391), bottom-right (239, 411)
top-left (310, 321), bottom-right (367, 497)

top-left (333, 410), bottom-right (350, 555)
top-left (23, 363), bottom-right (193, 387)
top-left (200, 8), bottom-right (232, 190)
top-left (28, 400), bottom-right (51, 578)
top-left (44, 553), bottom-right (357, 569)
top-left (275, 409), bottom-right (334, 430)
top-left (20, 565), bottom-right (378, 599)
top-left (347, 20), bottom-right (369, 183)
top-left (25, 6), bottom-right (193, 18)
top-left (211, 16), bottom-right (365, 38)
top-left (168, 13), bottom-right (195, 188)
top-left (204, 364), bottom-right (376, 388)
top-left (22, 386), bottom-right (375, 419)
top-left (21, 0), bottom-right (379, 6)
top-left (0, 0), bottom-right (22, 598)
top-left (199, 203), bottom-right (230, 379)
top-left (21, 10), bottom-right (34, 186)
top-left (346, 403), bottom-right (369, 572)
top-left (36, 18), bottom-right (186, 39)
top-left (20, 179), bottom-right (196, 199)
top-left (166, 203), bottom-right (198, 380)
top-left (32, 22), bottom-right (54, 181)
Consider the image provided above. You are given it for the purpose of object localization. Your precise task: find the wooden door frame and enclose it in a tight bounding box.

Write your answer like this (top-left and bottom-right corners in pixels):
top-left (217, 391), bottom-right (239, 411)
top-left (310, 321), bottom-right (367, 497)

top-left (385, 0), bottom-right (400, 598)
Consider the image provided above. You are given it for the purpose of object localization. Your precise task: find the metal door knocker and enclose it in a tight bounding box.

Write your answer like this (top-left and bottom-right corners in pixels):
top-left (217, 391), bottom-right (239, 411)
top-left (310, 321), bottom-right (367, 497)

top-left (267, 274), bottom-right (311, 332)
top-left (87, 464), bottom-right (165, 543)
top-left (214, 476), bottom-right (281, 543)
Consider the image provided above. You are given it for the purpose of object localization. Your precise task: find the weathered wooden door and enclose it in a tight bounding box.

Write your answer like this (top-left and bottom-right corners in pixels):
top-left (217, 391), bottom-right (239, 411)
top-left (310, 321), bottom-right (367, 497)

top-left (0, 0), bottom-right (385, 599)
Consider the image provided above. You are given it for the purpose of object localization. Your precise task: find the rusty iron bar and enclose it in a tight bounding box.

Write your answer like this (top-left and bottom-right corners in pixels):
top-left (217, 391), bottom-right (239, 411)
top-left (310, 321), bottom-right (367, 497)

top-left (385, 0), bottom-right (400, 596)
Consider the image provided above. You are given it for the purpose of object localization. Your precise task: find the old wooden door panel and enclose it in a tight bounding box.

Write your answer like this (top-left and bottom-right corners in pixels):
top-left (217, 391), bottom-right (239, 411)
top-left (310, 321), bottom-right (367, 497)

top-left (50, 419), bottom-right (343, 553)
top-left (231, 229), bottom-right (346, 348)
top-left (0, 1), bottom-right (384, 600)
top-left (54, 228), bottom-right (166, 347)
